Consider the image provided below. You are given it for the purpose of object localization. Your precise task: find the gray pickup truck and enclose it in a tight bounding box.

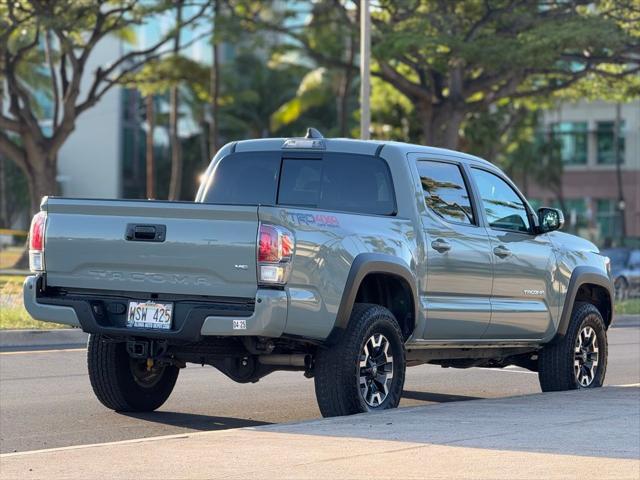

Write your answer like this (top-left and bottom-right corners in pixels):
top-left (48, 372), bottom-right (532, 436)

top-left (24, 131), bottom-right (613, 417)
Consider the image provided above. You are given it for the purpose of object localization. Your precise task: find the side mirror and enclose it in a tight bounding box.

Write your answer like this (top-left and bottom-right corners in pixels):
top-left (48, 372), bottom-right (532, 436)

top-left (537, 207), bottom-right (564, 233)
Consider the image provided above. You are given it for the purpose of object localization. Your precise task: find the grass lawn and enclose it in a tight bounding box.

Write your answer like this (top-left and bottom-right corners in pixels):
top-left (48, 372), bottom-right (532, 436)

top-left (0, 246), bottom-right (25, 269)
top-left (0, 275), bottom-right (68, 329)
top-left (616, 298), bottom-right (640, 316)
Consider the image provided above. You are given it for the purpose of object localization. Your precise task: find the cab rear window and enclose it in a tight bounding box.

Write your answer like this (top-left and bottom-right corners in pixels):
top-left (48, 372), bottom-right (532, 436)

top-left (278, 153), bottom-right (396, 216)
top-left (200, 152), bottom-right (280, 205)
top-left (201, 151), bottom-right (396, 216)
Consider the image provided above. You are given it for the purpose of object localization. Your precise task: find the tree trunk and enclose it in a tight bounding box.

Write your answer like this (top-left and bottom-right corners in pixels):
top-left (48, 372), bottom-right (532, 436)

top-left (416, 102), bottom-right (464, 149)
top-left (209, 0), bottom-right (221, 157)
top-left (146, 95), bottom-right (156, 199)
top-left (168, 0), bottom-right (183, 201)
top-left (25, 155), bottom-right (58, 216)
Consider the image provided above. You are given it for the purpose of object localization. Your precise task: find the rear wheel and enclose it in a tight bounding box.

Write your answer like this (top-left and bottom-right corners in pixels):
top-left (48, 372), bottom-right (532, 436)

top-left (538, 302), bottom-right (607, 392)
top-left (314, 303), bottom-right (406, 417)
top-left (87, 334), bottom-right (179, 412)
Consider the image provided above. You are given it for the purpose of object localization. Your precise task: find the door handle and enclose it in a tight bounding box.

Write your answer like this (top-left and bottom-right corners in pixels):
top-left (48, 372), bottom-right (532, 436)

top-left (493, 245), bottom-right (512, 258)
top-left (431, 238), bottom-right (451, 253)
top-left (125, 224), bottom-right (166, 242)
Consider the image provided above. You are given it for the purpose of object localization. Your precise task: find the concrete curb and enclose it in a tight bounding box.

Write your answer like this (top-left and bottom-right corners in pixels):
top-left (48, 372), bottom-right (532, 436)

top-left (0, 328), bottom-right (87, 351)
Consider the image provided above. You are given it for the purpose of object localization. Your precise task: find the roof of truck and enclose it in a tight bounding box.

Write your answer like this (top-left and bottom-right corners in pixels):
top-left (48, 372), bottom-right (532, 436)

top-left (232, 137), bottom-right (494, 168)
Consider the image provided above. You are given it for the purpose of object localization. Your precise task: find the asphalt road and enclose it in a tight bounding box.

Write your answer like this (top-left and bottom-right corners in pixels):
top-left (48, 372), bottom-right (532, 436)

top-left (1, 322), bottom-right (638, 454)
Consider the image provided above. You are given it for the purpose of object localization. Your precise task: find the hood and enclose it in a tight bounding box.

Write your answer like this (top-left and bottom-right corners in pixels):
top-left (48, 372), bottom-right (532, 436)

top-left (547, 231), bottom-right (599, 254)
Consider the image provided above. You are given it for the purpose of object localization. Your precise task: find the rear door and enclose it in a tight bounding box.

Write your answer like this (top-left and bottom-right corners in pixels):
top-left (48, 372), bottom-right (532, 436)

top-left (414, 158), bottom-right (493, 340)
top-left (469, 167), bottom-right (557, 340)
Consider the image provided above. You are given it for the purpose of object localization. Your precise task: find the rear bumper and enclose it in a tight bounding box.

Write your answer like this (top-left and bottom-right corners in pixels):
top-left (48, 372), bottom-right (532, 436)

top-left (23, 275), bottom-right (288, 342)
top-left (23, 276), bottom-right (81, 328)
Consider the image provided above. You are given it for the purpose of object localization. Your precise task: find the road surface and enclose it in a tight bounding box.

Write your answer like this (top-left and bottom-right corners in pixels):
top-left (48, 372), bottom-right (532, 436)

top-left (1, 321), bottom-right (638, 454)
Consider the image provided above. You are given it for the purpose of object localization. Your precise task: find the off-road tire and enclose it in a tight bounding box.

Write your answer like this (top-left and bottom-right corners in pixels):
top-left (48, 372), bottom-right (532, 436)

top-left (87, 334), bottom-right (179, 412)
top-left (538, 302), bottom-right (607, 392)
top-left (314, 303), bottom-right (406, 417)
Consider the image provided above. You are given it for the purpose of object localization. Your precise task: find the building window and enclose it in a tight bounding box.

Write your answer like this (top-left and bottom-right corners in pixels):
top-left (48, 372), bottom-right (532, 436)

top-left (596, 121), bottom-right (625, 165)
top-left (596, 199), bottom-right (621, 242)
top-left (551, 122), bottom-right (588, 165)
top-left (552, 198), bottom-right (589, 232)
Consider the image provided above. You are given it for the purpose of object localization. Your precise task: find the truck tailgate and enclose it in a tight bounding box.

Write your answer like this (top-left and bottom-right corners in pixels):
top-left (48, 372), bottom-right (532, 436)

top-left (43, 198), bottom-right (259, 298)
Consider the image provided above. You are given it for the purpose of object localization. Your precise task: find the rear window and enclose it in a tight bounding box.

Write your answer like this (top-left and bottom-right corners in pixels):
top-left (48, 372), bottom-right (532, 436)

top-left (201, 152), bottom-right (280, 205)
top-left (201, 151), bottom-right (395, 216)
top-left (278, 153), bottom-right (395, 215)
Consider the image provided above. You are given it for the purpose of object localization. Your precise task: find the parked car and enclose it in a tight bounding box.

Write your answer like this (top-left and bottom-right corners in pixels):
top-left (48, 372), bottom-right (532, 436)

top-left (601, 248), bottom-right (640, 300)
top-left (23, 130), bottom-right (613, 417)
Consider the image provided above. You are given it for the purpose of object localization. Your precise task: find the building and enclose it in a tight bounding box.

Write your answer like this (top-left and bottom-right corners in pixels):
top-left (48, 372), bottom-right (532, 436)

top-left (529, 100), bottom-right (640, 245)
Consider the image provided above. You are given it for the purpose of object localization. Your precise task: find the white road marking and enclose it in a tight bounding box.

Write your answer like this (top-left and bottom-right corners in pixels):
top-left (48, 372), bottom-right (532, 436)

top-left (0, 347), bottom-right (86, 356)
top-left (478, 366), bottom-right (538, 375)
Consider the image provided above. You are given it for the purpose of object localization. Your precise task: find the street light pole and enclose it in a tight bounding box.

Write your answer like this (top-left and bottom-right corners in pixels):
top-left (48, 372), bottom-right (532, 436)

top-left (360, 0), bottom-right (371, 140)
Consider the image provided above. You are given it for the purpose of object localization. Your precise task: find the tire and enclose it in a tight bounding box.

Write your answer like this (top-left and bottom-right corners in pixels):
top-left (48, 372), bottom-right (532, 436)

top-left (538, 302), bottom-right (607, 392)
top-left (87, 334), bottom-right (179, 412)
top-left (314, 303), bottom-right (406, 417)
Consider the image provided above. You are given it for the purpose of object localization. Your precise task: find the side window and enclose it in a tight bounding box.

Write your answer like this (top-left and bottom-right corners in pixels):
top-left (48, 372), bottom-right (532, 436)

top-left (417, 161), bottom-right (475, 225)
top-left (278, 154), bottom-right (396, 215)
top-left (471, 168), bottom-right (531, 233)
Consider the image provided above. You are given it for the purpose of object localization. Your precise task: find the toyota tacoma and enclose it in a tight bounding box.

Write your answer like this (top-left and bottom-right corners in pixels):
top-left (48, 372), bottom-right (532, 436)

top-left (24, 130), bottom-right (614, 417)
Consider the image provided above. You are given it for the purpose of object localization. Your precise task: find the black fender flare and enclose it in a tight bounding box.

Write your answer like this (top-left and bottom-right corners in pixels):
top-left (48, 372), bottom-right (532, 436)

top-left (552, 266), bottom-right (614, 342)
top-left (326, 253), bottom-right (419, 344)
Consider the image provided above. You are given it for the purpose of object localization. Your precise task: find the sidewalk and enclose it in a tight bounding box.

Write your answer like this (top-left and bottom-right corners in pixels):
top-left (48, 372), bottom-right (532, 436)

top-left (2, 385), bottom-right (638, 479)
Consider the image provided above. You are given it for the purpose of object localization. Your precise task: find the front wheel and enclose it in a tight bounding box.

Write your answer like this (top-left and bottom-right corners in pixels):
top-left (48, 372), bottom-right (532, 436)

top-left (314, 303), bottom-right (406, 417)
top-left (538, 302), bottom-right (608, 392)
top-left (87, 334), bottom-right (179, 412)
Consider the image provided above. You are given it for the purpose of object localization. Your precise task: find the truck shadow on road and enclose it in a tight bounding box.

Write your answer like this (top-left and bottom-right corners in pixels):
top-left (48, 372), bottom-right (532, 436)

top-left (120, 411), bottom-right (272, 431)
top-left (402, 391), bottom-right (483, 403)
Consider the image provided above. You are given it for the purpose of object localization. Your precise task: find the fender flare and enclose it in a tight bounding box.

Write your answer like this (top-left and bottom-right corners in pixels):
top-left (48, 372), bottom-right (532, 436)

top-left (326, 253), bottom-right (419, 343)
top-left (552, 265), bottom-right (614, 342)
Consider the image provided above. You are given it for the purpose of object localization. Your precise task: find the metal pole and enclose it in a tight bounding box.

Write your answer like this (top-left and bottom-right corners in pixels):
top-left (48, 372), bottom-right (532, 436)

top-left (360, 0), bottom-right (370, 140)
top-left (614, 102), bottom-right (626, 244)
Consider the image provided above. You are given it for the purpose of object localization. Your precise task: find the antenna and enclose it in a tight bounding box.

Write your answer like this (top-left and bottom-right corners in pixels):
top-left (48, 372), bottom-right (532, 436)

top-left (305, 128), bottom-right (324, 139)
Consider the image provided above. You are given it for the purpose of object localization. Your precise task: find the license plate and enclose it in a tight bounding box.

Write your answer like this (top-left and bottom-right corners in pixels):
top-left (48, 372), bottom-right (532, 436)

top-left (127, 301), bottom-right (173, 330)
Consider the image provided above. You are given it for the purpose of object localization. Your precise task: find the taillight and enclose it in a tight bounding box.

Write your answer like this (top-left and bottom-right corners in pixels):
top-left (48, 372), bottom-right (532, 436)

top-left (257, 223), bottom-right (294, 285)
top-left (29, 211), bottom-right (47, 272)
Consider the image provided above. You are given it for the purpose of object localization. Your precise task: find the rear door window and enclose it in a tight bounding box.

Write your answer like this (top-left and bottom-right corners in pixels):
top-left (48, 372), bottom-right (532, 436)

top-left (201, 152), bottom-right (280, 205)
top-left (417, 160), bottom-right (475, 225)
top-left (277, 153), bottom-right (396, 215)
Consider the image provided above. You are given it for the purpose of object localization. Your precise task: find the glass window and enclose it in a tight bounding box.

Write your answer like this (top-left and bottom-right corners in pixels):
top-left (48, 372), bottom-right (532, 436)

top-left (201, 152), bottom-right (280, 205)
top-left (596, 199), bottom-right (621, 242)
top-left (551, 122), bottom-right (588, 165)
top-left (629, 250), bottom-right (640, 267)
top-left (417, 161), bottom-right (474, 225)
top-left (551, 198), bottom-right (589, 233)
top-left (278, 159), bottom-right (322, 207)
top-left (596, 121), bottom-right (625, 165)
top-left (278, 154), bottom-right (395, 216)
top-left (471, 168), bottom-right (531, 233)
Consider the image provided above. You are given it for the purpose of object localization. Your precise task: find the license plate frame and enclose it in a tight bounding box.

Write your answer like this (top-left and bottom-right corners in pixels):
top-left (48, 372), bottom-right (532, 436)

top-left (126, 301), bottom-right (173, 330)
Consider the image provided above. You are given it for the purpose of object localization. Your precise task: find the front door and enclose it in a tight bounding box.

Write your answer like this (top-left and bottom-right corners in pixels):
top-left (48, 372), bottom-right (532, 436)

top-left (415, 159), bottom-right (493, 340)
top-left (469, 167), bottom-right (557, 340)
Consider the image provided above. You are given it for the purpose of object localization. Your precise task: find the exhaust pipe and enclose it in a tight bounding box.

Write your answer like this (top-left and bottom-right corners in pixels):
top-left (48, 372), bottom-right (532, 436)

top-left (258, 354), bottom-right (311, 367)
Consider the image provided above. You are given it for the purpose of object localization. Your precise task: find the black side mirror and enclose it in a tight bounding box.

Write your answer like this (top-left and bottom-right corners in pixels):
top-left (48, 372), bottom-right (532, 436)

top-left (537, 207), bottom-right (564, 233)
